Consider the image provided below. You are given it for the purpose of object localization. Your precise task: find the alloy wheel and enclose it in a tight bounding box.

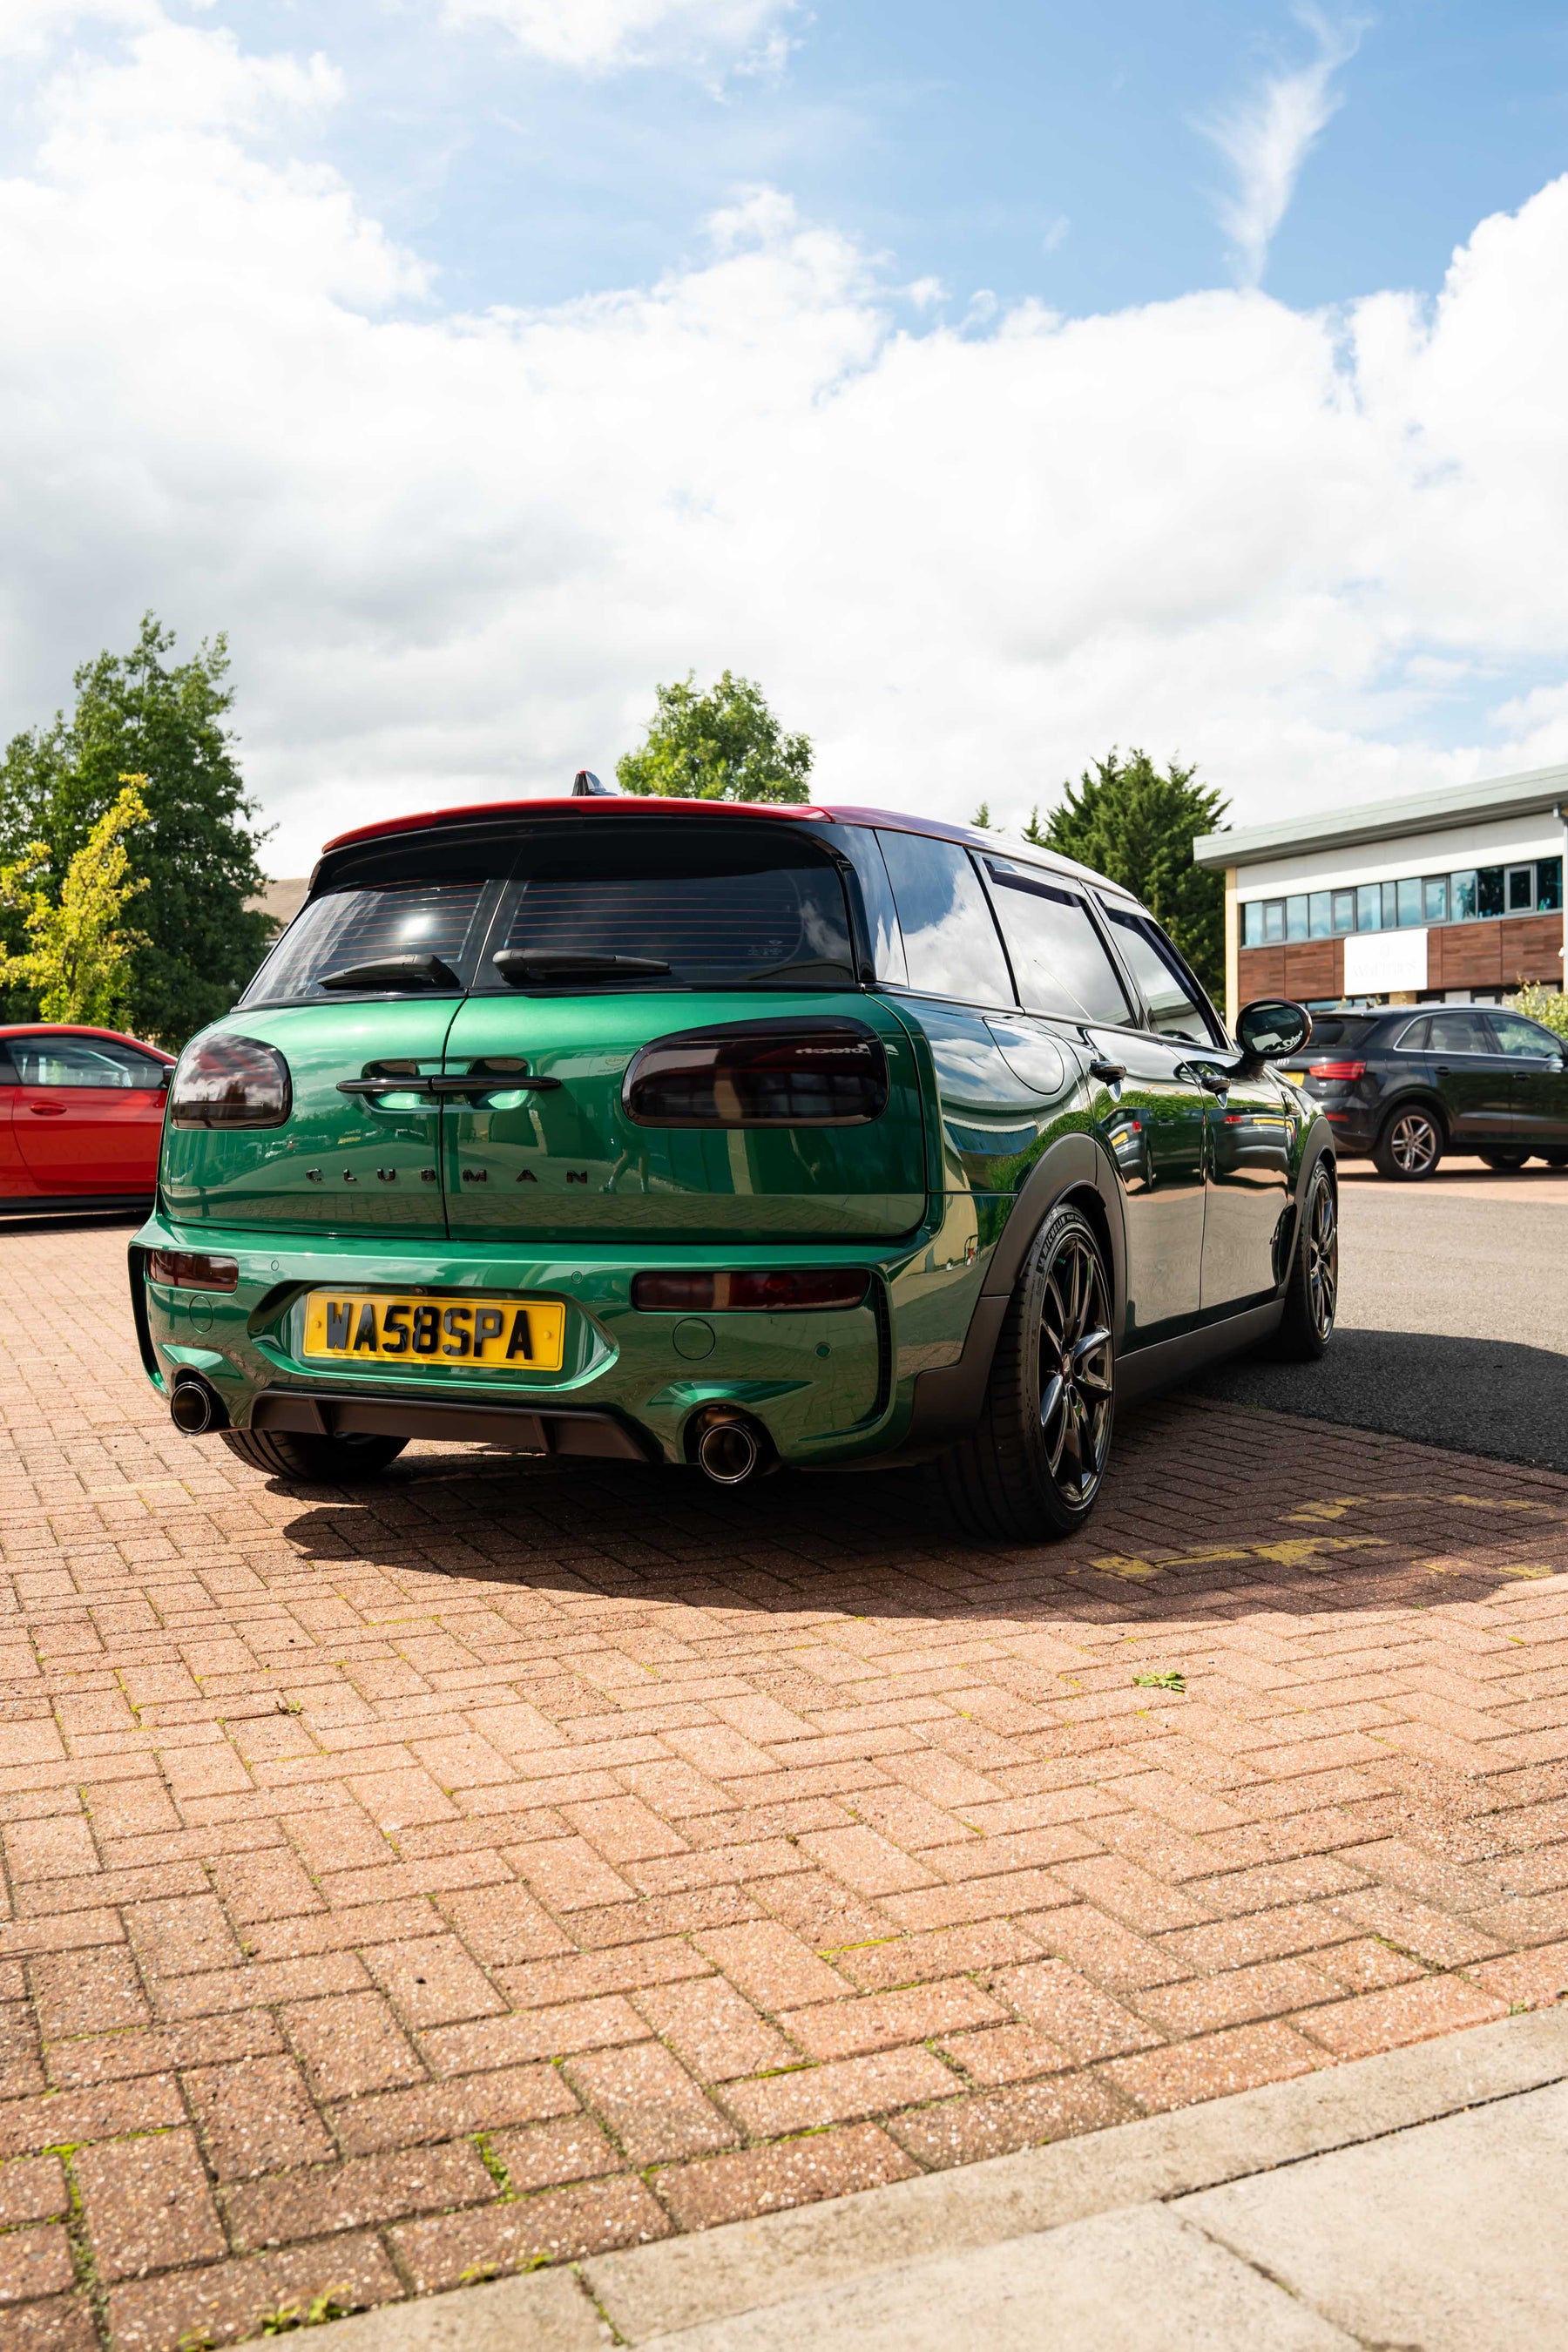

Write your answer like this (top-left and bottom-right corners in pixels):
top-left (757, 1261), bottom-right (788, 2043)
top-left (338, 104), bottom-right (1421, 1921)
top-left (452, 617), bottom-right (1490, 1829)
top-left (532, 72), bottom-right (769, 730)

top-left (1389, 1111), bottom-right (1439, 1174)
top-left (1037, 1229), bottom-right (1113, 1507)
top-left (1305, 1169), bottom-right (1338, 1342)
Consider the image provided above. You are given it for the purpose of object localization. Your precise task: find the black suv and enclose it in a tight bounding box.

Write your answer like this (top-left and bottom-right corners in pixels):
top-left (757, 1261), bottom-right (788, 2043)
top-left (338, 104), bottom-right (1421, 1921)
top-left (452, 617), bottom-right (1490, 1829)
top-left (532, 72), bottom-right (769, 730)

top-left (1286, 1005), bottom-right (1568, 1179)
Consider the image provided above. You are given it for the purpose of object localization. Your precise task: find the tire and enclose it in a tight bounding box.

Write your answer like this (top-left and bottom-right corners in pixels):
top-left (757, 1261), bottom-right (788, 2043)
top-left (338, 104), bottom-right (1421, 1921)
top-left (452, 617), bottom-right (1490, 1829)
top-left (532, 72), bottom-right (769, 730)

top-left (1477, 1148), bottom-right (1527, 1171)
top-left (1372, 1104), bottom-right (1443, 1180)
top-left (220, 1428), bottom-right (409, 1481)
top-left (1541, 1151), bottom-right (1568, 1169)
top-left (937, 1202), bottom-right (1114, 1542)
top-left (1273, 1159), bottom-right (1337, 1361)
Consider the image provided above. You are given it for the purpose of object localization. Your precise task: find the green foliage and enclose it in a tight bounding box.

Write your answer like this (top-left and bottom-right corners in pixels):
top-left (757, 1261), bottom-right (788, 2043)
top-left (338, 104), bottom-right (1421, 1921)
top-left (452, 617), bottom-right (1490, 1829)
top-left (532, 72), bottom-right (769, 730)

top-left (0, 614), bottom-right (273, 1045)
top-left (0, 779), bottom-right (149, 1024)
top-left (617, 671), bottom-right (813, 803)
top-left (971, 801), bottom-right (992, 829)
top-left (1034, 749), bottom-right (1227, 997)
top-left (1509, 983), bottom-right (1568, 1039)
top-left (1132, 1669), bottom-right (1186, 1693)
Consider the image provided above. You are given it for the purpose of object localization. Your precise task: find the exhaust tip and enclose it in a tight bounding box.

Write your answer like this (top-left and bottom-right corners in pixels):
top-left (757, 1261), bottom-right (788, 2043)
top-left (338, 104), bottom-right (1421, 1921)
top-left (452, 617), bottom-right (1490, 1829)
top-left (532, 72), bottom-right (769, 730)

top-left (170, 1375), bottom-right (227, 1436)
top-left (693, 1409), bottom-right (767, 1487)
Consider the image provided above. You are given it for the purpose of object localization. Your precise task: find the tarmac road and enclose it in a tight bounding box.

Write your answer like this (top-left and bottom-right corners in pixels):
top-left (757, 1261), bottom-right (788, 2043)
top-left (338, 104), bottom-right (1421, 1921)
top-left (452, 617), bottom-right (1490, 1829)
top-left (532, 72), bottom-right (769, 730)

top-left (1193, 1159), bottom-right (1568, 1470)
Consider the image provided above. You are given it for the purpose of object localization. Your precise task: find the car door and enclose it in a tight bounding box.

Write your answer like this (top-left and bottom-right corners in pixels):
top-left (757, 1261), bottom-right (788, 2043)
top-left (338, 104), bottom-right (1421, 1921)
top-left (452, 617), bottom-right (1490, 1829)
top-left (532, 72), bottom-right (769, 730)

top-left (1098, 904), bottom-right (1293, 1318)
top-left (9, 1033), bottom-right (167, 1195)
top-left (981, 857), bottom-right (1206, 1342)
top-left (1485, 1011), bottom-right (1568, 1148)
top-left (1422, 1010), bottom-right (1514, 1145)
top-left (0, 1039), bottom-right (27, 1199)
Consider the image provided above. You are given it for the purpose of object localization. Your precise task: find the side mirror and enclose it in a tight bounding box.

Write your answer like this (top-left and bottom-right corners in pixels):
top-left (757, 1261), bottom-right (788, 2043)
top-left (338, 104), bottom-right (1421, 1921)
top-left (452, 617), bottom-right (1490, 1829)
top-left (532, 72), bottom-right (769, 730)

top-left (1235, 998), bottom-right (1312, 1064)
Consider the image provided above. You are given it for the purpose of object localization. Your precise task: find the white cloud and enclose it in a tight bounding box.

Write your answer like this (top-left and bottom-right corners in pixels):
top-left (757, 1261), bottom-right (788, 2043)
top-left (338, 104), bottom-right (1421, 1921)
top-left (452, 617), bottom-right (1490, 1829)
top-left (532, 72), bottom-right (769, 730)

top-left (4, 7), bottom-right (1568, 878)
top-left (436, 0), bottom-right (795, 72)
top-left (1200, 9), bottom-right (1366, 286)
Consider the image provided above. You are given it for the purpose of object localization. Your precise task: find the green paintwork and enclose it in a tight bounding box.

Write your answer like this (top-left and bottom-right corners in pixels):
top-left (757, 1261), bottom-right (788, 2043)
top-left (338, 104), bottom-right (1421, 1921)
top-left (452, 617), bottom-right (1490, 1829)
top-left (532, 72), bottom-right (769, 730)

top-left (138, 956), bottom-right (1324, 1471)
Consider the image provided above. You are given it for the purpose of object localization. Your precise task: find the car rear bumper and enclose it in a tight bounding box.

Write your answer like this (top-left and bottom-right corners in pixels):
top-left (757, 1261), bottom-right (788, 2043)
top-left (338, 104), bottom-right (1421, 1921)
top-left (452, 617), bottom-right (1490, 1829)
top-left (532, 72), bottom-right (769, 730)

top-left (129, 1213), bottom-right (942, 1470)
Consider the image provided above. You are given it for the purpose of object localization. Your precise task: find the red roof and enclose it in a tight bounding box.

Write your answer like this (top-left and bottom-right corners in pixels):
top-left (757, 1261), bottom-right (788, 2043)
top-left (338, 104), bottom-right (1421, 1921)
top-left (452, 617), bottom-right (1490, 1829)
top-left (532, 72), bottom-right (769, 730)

top-left (319, 794), bottom-right (992, 857)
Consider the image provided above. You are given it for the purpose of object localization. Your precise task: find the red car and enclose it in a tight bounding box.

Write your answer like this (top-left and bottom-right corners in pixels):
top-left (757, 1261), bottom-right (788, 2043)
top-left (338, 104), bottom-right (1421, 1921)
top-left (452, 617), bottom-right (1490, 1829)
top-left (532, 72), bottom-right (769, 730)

top-left (0, 1025), bottom-right (174, 1212)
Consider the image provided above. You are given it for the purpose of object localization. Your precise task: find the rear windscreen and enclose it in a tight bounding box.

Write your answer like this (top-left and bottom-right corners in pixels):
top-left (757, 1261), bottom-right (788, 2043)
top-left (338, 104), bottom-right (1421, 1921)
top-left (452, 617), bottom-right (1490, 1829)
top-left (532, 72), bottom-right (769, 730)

top-left (240, 818), bottom-right (855, 1003)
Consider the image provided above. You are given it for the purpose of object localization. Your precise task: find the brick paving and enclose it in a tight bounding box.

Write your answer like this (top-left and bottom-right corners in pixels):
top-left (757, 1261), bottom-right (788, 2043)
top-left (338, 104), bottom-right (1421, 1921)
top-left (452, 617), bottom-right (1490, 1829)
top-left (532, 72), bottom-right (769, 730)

top-left (3, 1223), bottom-right (1568, 2349)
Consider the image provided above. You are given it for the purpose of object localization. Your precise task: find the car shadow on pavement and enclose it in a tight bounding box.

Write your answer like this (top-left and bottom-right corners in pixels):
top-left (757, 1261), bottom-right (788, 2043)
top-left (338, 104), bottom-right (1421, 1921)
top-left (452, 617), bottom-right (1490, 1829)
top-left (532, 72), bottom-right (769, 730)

top-left (1192, 1327), bottom-right (1568, 1475)
top-left (267, 1384), bottom-right (1568, 1627)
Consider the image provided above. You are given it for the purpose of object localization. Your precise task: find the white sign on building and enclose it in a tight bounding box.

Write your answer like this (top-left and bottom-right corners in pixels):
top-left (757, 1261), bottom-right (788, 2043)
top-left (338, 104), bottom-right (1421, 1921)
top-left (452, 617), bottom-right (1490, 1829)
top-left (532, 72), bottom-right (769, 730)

top-left (1342, 928), bottom-right (1429, 996)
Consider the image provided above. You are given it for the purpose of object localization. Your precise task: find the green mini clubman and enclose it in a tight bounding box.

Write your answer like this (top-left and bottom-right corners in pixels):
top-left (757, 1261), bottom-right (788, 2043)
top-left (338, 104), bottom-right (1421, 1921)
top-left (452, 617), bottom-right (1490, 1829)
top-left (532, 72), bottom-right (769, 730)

top-left (132, 784), bottom-right (1335, 1538)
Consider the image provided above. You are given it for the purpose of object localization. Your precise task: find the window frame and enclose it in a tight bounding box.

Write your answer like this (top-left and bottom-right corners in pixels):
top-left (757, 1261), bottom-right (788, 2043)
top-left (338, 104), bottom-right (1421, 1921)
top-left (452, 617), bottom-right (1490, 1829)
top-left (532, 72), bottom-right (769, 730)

top-left (871, 832), bottom-right (1019, 1015)
top-left (973, 854), bottom-right (1142, 1030)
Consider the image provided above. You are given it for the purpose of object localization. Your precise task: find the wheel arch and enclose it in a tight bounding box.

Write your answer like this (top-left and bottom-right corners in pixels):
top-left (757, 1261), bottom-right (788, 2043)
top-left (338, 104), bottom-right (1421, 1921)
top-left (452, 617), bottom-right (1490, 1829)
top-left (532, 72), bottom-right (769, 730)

top-left (1377, 1088), bottom-right (1450, 1148)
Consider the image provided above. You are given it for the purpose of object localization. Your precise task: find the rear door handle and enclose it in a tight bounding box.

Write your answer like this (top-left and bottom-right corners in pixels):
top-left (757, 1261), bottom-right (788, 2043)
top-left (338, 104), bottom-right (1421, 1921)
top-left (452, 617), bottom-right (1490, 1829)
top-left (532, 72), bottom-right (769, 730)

top-left (29, 1104), bottom-right (68, 1116)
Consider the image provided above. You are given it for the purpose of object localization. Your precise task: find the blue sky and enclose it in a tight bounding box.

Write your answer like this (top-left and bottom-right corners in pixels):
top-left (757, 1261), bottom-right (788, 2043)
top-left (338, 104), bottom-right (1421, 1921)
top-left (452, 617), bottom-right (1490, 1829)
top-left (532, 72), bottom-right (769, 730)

top-left (4, 0), bottom-right (1568, 866)
top-left (220, 1), bottom-right (1568, 318)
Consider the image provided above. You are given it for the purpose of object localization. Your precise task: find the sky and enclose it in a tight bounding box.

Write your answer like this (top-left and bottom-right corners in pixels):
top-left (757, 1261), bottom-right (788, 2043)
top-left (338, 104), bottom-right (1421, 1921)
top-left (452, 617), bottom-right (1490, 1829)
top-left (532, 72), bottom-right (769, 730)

top-left (3, 2), bottom-right (1568, 875)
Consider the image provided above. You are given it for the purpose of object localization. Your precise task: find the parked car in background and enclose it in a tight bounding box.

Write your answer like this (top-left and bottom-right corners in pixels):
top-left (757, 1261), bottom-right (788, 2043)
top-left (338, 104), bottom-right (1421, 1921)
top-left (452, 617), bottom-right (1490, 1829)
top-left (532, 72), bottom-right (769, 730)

top-left (132, 792), bottom-right (1334, 1539)
top-left (1284, 1005), bottom-right (1568, 1179)
top-left (1, 1026), bottom-right (173, 1212)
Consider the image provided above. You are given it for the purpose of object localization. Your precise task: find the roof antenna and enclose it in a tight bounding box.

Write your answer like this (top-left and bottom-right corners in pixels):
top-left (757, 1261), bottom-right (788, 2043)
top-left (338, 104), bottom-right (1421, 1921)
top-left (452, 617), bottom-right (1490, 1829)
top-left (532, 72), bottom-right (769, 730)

top-left (571, 769), bottom-right (621, 796)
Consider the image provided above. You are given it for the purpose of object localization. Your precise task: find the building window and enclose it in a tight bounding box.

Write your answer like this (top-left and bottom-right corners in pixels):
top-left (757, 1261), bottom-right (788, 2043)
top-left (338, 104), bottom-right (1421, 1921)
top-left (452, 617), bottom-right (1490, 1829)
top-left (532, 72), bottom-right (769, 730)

top-left (1477, 867), bottom-right (1504, 917)
top-left (1423, 875), bottom-right (1449, 923)
top-left (1381, 881), bottom-right (1398, 929)
top-left (1286, 895), bottom-right (1308, 941)
top-left (1331, 888), bottom-right (1355, 933)
top-left (1242, 901), bottom-right (1263, 947)
top-left (1396, 876), bottom-right (1422, 927)
top-left (1355, 883), bottom-right (1380, 931)
top-left (1263, 899), bottom-right (1285, 943)
top-left (1308, 890), bottom-right (1331, 938)
top-left (1451, 870), bottom-right (1477, 921)
top-left (1537, 857), bottom-right (1562, 913)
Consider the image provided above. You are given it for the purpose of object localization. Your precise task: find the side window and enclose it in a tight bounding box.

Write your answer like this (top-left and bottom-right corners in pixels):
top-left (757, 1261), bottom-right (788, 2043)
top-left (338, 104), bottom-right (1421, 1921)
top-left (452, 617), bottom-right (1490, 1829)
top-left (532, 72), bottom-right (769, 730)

top-left (983, 860), bottom-right (1132, 1025)
top-left (1427, 1011), bottom-right (1491, 1053)
top-left (875, 832), bottom-right (1014, 1006)
top-left (1489, 1013), bottom-right (1562, 1059)
top-left (1100, 908), bottom-right (1219, 1044)
top-left (837, 828), bottom-right (907, 985)
top-left (10, 1037), bottom-right (166, 1088)
top-left (1395, 1017), bottom-right (1431, 1051)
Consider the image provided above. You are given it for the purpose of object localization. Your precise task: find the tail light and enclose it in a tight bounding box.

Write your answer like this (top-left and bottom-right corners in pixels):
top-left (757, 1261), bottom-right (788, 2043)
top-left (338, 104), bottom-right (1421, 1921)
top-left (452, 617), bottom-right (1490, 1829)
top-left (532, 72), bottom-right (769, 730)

top-left (633, 1269), bottom-right (869, 1311)
top-left (1308, 1060), bottom-right (1367, 1082)
top-left (147, 1250), bottom-right (239, 1292)
top-left (624, 1019), bottom-right (888, 1127)
top-left (171, 1035), bottom-right (292, 1129)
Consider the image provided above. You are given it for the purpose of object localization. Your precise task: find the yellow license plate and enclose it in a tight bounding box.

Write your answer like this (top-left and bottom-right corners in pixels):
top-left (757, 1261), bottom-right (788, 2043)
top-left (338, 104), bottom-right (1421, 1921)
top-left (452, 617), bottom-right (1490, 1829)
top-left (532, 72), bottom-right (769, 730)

top-left (301, 1291), bottom-right (565, 1370)
top-left (1283, 1070), bottom-right (1307, 1085)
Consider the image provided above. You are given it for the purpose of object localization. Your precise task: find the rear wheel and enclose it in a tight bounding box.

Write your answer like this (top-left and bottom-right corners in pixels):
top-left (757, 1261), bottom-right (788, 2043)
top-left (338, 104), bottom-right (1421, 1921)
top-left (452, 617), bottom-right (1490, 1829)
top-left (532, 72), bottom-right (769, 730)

top-left (937, 1202), bottom-right (1114, 1541)
top-left (1373, 1104), bottom-right (1443, 1180)
top-left (1541, 1150), bottom-right (1568, 1168)
top-left (220, 1429), bottom-right (408, 1482)
top-left (1273, 1159), bottom-right (1337, 1360)
top-left (1478, 1147), bottom-right (1528, 1171)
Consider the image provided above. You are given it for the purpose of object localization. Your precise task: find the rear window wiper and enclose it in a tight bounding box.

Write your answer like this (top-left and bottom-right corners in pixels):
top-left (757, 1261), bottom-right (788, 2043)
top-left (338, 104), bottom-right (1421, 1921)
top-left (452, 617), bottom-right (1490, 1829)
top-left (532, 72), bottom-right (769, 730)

top-left (493, 950), bottom-right (671, 983)
top-left (318, 953), bottom-right (461, 991)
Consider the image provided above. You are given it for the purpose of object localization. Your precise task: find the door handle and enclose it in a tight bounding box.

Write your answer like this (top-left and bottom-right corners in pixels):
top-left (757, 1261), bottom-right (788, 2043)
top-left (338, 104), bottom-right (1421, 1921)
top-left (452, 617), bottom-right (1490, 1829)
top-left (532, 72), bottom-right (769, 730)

top-left (1176, 1064), bottom-right (1231, 1095)
top-left (29, 1104), bottom-right (68, 1116)
top-left (1088, 1059), bottom-right (1125, 1084)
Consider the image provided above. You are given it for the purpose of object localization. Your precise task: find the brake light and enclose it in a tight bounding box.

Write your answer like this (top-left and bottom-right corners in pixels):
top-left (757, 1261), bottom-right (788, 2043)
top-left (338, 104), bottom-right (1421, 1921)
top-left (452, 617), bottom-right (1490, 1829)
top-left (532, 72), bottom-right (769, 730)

top-left (632, 1269), bottom-right (870, 1311)
top-left (147, 1250), bottom-right (239, 1292)
top-left (1309, 1060), bottom-right (1366, 1081)
top-left (171, 1035), bottom-right (291, 1128)
top-left (624, 1019), bottom-right (887, 1127)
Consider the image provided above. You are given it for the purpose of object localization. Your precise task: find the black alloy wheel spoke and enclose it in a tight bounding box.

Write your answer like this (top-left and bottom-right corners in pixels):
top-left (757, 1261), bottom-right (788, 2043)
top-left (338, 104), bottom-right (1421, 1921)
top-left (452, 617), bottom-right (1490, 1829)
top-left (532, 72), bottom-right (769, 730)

top-left (1037, 1235), bottom-right (1111, 1504)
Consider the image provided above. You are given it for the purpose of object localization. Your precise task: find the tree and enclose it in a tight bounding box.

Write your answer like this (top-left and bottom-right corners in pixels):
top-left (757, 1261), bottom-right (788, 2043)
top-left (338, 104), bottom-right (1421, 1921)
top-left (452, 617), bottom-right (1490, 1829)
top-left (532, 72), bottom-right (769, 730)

top-left (0, 779), bottom-right (149, 1024)
top-left (971, 801), bottom-right (992, 829)
top-left (0, 615), bottom-right (273, 1044)
top-left (1036, 749), bottom-right (1228, 996)
top-left (617, 672), bottom-right (813, 802)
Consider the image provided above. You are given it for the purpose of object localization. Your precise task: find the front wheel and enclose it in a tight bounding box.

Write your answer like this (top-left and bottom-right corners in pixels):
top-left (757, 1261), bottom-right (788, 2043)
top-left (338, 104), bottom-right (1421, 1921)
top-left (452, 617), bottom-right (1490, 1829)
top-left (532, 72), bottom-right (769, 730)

top-left (937, 1202), bottom-right (1114, 1541)
top-left (220, 1428), bottom-right (409, 1482)
top-left (1273, 1160), bottom-right (1337, 1360)
top-left (1373, 1105), bottom-right (1443, 1180)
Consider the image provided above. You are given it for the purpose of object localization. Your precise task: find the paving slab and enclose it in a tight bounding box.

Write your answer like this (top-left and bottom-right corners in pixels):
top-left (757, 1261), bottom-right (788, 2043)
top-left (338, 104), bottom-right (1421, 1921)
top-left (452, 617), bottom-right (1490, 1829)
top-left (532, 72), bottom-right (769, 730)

top-left (1180, 2078), bottom-right (1568, 2352)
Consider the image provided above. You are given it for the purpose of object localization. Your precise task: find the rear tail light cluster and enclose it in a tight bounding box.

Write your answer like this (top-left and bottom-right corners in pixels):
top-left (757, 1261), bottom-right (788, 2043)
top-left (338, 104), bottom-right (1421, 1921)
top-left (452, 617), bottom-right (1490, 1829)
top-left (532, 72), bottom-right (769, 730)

top-left (624, 1019), bottom-right (887, 1127)
top-left (1308, 1060), bottom-right (1367, 1082)
top-left (147, 1250), bottom-right (239, 1292)
top-left (632, 1269), bottom-right (869, 1312)
top-left (171, 1035), bottom-right (292, 1128)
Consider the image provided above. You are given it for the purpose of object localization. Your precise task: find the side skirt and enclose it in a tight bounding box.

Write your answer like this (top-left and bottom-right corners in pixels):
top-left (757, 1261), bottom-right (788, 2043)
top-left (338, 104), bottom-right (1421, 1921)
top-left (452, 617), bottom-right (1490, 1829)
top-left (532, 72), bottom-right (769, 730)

top-left (1117, 1298), bottom-right (1284, 1403)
